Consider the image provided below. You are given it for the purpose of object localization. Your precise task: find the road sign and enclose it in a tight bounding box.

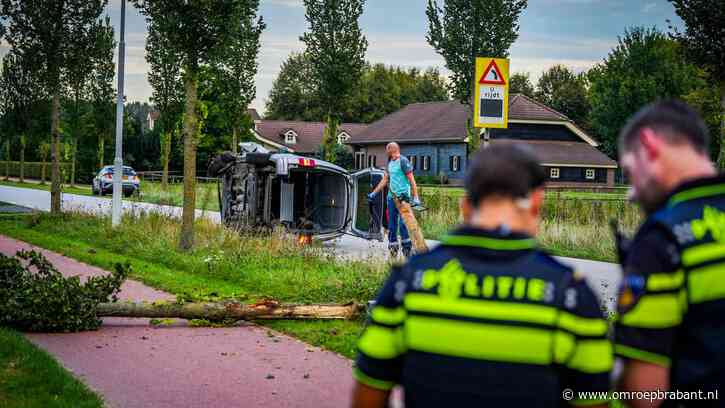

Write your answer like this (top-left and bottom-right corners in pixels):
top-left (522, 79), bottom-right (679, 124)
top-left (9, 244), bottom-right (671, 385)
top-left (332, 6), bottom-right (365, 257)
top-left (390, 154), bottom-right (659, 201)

top-left (474, 57), bottom-right (510, 128)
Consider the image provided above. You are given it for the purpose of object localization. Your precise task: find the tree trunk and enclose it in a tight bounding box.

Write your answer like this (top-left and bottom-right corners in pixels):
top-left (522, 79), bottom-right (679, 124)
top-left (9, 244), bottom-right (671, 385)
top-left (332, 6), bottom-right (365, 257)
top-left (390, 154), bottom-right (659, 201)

top-left (19, 135), bottom-right (25, 183)
top-left (232, 126), bottom-right (238, 154)
top-left (179, 74), bottom-right (199, 250)
top-left (4, 142), bottom-right (9, 181)
top-left (393, 196), bottom-right (429, 254)
top-left (719, 82), bottom-right (725, 169)
top-left (161, 131), bottom-right (171, 191)
top-left (50, 92), bottom-right (62, 214)
top-left (41, 158), bottom-right (46, 185)
top-left (70, 139), bottom-right (77, 188)
top-left (96, 301), bottom-right (363, 321)
top-left (98, 136), bottom-right (105, 169)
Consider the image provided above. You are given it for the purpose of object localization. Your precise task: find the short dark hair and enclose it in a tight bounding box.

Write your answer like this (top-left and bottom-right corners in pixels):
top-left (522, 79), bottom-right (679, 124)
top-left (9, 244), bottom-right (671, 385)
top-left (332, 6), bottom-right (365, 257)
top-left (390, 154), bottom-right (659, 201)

top-left (619, 99), bottom-right (710, 155)
top-left (465, 143), bottom-right (546, 205)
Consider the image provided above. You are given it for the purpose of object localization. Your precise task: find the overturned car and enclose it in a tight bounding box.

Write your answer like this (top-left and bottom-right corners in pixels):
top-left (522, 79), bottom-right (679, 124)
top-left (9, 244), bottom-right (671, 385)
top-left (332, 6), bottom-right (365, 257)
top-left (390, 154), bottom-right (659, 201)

top-left (208, 143), bottom-right (387, 241)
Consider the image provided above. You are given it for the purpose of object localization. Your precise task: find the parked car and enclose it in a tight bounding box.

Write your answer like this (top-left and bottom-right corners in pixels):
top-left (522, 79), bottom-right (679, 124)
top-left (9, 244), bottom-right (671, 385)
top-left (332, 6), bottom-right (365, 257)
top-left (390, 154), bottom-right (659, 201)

top-left (208, 143), bottom-right (386, 241)
top-left (92, 165), bottom-right (140, 197)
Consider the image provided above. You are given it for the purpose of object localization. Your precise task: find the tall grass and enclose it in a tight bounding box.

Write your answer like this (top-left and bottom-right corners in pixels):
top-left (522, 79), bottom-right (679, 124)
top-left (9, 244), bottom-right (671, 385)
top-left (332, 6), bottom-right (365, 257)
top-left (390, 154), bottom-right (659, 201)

top-left (419, 188), bottom-right (642, 262)
top-left (6, 211), bottom-right (388, 304)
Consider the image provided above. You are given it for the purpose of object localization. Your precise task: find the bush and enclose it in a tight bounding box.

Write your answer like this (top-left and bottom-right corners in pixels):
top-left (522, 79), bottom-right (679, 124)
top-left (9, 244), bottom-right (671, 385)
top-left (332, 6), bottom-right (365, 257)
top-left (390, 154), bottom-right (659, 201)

top-left (0, 250), bottom-right (128, 332)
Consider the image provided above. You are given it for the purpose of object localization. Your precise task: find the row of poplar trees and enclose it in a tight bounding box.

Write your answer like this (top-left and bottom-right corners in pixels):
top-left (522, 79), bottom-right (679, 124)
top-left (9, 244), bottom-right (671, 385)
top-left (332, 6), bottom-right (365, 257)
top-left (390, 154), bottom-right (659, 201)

top-left (0, 0), bottom-right (265, 250)
top-left (0, 1), bottom-right (115, 201)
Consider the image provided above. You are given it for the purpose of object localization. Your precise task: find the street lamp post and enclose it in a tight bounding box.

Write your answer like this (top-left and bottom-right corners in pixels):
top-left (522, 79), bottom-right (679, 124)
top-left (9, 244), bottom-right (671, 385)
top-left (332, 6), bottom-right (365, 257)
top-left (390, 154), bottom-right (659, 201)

top-left (112, 0), bottom-right (126, 227)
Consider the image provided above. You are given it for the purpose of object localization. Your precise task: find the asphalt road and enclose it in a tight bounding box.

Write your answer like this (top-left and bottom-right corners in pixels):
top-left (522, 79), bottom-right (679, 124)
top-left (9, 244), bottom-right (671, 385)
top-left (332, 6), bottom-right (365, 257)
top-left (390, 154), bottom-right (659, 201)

top-left (0, 184), bottom-right (622, 309)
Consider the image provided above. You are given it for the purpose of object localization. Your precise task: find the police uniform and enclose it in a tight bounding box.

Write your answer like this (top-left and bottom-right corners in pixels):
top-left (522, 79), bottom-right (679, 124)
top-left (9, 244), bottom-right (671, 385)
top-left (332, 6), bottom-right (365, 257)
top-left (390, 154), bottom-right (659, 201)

top-left (616, 175), bottom-right (725, 403)
top-left (355, 227), bottom-right (613, 407)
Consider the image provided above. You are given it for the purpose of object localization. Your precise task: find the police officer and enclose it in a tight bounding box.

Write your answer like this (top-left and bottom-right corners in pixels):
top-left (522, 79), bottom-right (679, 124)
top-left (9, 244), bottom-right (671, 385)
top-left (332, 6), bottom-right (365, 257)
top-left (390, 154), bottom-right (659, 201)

top-left (615, 100), bottom-right (723, 407)
top-left (352, 144), bottom-right (612, 408)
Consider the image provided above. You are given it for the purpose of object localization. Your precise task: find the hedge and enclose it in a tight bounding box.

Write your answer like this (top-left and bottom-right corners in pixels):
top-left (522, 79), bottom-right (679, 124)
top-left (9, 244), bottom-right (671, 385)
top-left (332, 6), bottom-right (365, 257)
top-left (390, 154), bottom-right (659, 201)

top-left (0, 161), bottom-right (72, 181)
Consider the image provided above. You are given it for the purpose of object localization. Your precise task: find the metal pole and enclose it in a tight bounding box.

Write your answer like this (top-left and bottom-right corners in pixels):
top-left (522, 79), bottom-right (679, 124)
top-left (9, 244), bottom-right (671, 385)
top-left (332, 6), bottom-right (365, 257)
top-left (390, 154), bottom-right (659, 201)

top-left (112, 0), bottom-right (126, 227)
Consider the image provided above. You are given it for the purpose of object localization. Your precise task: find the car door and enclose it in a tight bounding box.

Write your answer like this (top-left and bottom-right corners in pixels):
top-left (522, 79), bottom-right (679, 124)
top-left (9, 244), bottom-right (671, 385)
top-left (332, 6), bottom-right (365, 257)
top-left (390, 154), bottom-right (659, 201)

top-left (348, 168), bottom-right (386, 240)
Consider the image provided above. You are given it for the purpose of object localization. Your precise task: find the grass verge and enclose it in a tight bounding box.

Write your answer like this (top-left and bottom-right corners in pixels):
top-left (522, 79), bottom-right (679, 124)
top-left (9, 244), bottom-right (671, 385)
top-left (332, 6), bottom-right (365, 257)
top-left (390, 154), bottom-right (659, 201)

top-left (0, 212), bottom-right (388, 359)
top-left (0, 327), bottom-right (104, 408)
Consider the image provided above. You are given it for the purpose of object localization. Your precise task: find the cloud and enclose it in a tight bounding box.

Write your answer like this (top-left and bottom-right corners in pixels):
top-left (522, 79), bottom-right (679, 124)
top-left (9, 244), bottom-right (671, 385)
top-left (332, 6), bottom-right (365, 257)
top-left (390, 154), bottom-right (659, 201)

top-left (267, 0), bottom-right (304, 8)
top-left (642, 2), bottom-right (657, 13)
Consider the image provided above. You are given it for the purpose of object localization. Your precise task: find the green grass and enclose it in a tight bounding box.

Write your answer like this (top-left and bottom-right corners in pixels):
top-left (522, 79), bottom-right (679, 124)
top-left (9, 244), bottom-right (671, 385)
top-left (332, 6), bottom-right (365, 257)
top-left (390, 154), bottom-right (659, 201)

top-left (134, 180), bottom-right (219, 212)
top-left (0, 212), bottom-right (389, 358)
top-left (0, 327), bottom-right (104, 408)
top-left (418, 188), bottom-right (641, 263)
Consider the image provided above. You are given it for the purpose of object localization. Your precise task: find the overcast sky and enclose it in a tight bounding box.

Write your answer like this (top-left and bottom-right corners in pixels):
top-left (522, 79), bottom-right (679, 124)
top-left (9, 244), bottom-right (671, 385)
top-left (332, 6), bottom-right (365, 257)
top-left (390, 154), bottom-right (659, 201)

top-left (3, 0), bottom-right (683, 115)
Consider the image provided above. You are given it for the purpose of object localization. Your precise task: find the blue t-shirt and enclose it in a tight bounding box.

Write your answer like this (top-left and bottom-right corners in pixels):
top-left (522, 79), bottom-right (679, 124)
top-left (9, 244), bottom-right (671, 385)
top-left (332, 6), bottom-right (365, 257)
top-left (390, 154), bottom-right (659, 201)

top-left (387, 156), bottom-right (413, 199)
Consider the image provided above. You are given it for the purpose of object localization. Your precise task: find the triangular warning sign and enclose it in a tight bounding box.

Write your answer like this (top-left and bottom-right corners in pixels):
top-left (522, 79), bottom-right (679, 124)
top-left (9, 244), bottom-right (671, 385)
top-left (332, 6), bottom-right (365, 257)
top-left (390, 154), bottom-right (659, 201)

top-left (479, 60), bottom-right (506, 85)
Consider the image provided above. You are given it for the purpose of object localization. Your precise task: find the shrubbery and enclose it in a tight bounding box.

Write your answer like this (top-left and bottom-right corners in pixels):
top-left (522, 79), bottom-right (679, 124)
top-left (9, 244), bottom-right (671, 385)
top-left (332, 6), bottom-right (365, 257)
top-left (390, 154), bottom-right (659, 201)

top-left (0, 250), bottom-right (128, 332)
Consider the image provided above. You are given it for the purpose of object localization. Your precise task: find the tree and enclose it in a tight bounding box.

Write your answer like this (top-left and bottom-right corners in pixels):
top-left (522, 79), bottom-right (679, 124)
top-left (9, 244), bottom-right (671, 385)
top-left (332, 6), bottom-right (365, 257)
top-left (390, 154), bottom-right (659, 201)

top-left (1, 0), bottom-right (108, 214)
top-left (146, 20), bottom-right (183, 190)
top-left (589, 27), bottom-right (702, 158)
top-left (535, 65), bottom-right (591, 127)
top-left (213, 11), bottom-right (264, 153)
top-left (301, 0), bottom-right (368, 159)
top-left (88, 17), bottom-right (116, 172)
top-left (265, 52), bottom-right (323, 122)
top-left (0, 51), bottom-right (47, 184)
top-left (669, 0), bottom-right (725, 166)
top-left (266, 58), bottom-right (449, 124)
top-left (509, 72), bottom-right (534, 97)
top-left (427, 0), bottom-right (528, 149)
top-left (38, 142), bottom-right (50, 184)
top-left (133, 0), bottom-right (265, 250)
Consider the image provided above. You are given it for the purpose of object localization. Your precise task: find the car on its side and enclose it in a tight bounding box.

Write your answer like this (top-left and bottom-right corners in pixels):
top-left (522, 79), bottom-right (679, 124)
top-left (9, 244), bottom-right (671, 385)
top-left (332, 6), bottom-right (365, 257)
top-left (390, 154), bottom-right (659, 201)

top-left (92, 165), bottom-right (140, 198)
top-left (208, 143), bottom-right (387, 242)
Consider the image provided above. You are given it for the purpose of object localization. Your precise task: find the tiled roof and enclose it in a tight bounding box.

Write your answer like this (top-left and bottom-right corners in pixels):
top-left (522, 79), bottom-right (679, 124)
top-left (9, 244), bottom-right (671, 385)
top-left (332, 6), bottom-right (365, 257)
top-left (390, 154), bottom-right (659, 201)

top-left (350, 95), bottom-right (573, 144)
top-left (508, 94), bottom-right (569, 121)
top-left (491, 139), bottom-right (617, 168)
top-left (255, 120), bottom-right (367, 153)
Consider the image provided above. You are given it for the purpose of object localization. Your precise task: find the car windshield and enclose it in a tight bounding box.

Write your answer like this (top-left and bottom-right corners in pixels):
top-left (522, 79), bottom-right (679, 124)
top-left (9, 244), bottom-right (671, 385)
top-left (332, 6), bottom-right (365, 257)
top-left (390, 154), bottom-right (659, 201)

top-left (102, 167), bottom-right (136, 176)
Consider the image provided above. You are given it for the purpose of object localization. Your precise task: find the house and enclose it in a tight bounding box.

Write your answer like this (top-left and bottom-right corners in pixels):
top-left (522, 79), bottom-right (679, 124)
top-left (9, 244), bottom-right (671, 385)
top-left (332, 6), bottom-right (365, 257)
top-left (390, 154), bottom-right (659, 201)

top-left (347, 94), bottom-right (618, 187)
top-left (253, 120), bottom-right (368, 156)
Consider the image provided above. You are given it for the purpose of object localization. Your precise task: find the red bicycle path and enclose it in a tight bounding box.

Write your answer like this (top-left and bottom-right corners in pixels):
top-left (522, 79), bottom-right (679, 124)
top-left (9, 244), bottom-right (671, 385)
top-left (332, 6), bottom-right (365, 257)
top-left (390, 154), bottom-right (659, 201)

top-left (0, 235), bottom-right (357, 408)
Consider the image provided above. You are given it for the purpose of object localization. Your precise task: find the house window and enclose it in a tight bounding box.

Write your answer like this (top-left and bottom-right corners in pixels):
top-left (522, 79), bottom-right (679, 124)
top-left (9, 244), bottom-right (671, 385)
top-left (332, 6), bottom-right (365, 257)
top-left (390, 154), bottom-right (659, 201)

top-left (337, 131), bottom-right (350, 145)
top-left (355, 152), bottom-right (365, 170)
top-left (367, 155), bottom-right (377, 168)
top-left (284, 130), bottom-right (297, 145)
top-left (450, 155), bottom-right (461, 172)
top-left (409, 156), bottom-right (417, 170)
top-left (585, 169), bottom-right (596, 180)
top-left (422, 156), bottom-right (431, 171)
top-left (550, 168), bottom-right (560, 179)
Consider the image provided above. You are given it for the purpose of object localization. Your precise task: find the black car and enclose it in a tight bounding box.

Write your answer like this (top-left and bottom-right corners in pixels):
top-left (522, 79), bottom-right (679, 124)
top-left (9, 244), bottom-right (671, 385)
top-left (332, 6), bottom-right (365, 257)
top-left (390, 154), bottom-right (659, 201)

top-left (92, 165), bottom-right (140, 197)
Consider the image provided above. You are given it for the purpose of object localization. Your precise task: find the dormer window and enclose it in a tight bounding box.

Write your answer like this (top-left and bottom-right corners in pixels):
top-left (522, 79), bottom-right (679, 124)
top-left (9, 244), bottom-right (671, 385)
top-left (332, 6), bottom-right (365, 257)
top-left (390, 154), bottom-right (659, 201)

top-left (284, 130), bottom-right (297, 145)
top-left (337, 131), bottom-right (350, 145)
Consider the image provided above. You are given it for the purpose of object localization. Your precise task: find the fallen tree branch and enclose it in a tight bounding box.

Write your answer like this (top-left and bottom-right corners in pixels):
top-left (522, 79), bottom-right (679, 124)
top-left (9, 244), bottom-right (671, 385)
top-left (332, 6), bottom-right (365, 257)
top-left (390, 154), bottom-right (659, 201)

top-left (97, 300), bottom-right (364, 321)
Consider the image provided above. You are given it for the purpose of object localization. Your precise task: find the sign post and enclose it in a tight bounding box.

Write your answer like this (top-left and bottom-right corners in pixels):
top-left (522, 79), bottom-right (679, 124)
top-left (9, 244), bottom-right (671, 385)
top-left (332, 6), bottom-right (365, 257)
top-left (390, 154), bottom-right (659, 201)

top-left (112, 0), bottom-right (126, 227)
top-left (473, 58), bottom-right (510, 129)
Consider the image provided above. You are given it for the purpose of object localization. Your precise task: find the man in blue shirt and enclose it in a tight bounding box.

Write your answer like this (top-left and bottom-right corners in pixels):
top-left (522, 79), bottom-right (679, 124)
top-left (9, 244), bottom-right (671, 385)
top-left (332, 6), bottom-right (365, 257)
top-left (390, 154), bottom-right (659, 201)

top-left (369, 142), bottom-right (427, 257)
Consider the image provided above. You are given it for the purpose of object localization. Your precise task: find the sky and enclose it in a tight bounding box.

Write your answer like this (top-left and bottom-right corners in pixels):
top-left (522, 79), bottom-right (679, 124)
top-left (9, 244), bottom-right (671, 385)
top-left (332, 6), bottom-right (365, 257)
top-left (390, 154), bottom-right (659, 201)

top-left (3, 0), bottom-right (683, 116)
